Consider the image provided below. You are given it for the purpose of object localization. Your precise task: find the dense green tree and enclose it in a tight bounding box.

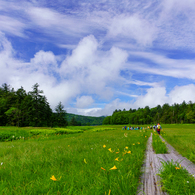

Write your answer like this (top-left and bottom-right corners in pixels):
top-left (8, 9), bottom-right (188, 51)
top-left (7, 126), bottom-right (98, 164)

top-left (5, 107), bottom-right (20, 126)
top-left (103, 116), bottom-right (111, 124)
top-left (0, 83), bottom-right (53, 127)
top-left (66, 114), bottom-right (105, 126)
top-left (55, 101), bottom-right (67, 127)
top-left (186, 110), bottom-right (195, 123)
top-left (69, 116), bottom-right (78, 126)
top-left (103, 101), bottom-right (195, 125)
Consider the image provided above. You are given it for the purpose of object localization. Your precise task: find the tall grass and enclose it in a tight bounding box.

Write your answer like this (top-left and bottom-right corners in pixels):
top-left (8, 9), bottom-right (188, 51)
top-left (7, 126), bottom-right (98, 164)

top-left (158, 160), bottom-right (195, 194)
top-left (0, 126), bottom-right (150, 195)
top-left (152, 132), bottom-right (168, 154)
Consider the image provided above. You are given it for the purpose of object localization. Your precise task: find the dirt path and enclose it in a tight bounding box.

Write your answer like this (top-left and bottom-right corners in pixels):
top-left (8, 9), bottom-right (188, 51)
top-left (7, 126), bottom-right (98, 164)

top-left (137, 133), bottom-right (195, 195)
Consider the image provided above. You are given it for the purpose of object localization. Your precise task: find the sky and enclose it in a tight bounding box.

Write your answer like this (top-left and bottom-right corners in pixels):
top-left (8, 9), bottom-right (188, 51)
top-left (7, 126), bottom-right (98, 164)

top-left (1, 0), bottom-right (195, 116)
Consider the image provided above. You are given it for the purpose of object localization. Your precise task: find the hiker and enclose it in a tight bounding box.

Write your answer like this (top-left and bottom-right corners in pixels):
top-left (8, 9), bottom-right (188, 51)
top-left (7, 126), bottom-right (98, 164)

top-left (157, 123), bottom-right (161, 135)
top-left (125, 126), bottom-right (126, 130)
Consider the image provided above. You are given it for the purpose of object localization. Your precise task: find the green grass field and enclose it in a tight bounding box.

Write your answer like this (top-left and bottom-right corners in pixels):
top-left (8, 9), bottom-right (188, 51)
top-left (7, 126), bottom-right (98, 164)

top-left (1, 124), bottom-right (195, 195)
top-left (0, 126), bottom-right (150, 195)
top-left (161, 124), bottom-right (195, 163)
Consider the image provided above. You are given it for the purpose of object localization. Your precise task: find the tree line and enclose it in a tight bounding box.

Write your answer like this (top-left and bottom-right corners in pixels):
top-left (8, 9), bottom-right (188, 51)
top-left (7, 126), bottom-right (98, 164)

top-left (0, 83), bottom-right (67, 127)
top-left (103, 101), bottom-right (195, 125)
top-left (66, 113), bottom-right (105, 126)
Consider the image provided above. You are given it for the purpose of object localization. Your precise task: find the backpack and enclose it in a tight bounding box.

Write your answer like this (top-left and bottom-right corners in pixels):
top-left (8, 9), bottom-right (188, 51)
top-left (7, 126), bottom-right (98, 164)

top-left (157, 125), bottom-right (161, 130)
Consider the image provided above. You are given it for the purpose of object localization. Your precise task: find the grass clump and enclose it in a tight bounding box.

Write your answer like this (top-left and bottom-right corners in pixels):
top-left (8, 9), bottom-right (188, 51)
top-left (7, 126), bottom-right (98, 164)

top-left (152, 132), bottom-right (168, 154)
top-left (30, 129), bottom-right (56, 136)
top-left (0, 129), bottom-right (30, 142)
top-left (54, 128), bottom-right (83, 134)
top-left (158, 160), bottom-right (195, 194)
top-left (92, 127), bottom-right (116, 132)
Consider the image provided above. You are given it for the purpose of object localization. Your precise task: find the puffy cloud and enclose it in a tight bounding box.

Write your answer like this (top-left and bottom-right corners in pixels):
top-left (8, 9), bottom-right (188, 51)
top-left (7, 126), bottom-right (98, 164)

top-left (60, 35), bottom-right (98, 76)
top-left (76, 96), bottom-right (94, 108)
top-left (133, 87), bottom-right (168, 108)
top-left (169, 84), bottom-right (195, 105)
top-left (30, 50), bottom-right (58, 75)
top-left (60, 35), bottom-right (128, 98)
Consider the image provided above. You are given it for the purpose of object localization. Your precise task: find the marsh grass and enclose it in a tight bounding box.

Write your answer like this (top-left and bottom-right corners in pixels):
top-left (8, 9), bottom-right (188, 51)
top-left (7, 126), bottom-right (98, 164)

top-left (0, 126), bottom-right (117, 142)
top-left (158, 160), bottom-right (195, 194)
top-left (161, 124), bottom-right (195, 163)
top-left (152, 132), bottom-right (168, 154)
top-left (0, 126), bottom-right (150, 194)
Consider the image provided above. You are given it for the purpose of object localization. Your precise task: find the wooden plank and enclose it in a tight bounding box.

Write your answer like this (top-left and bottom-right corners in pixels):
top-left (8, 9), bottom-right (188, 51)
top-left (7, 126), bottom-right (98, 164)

top-left (137, 133), bottom-right (168, 195)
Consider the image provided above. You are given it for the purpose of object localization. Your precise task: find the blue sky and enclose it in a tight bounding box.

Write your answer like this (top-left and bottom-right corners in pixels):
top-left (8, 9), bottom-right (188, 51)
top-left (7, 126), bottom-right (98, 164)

top-left (1, 0), bottom-right (195, 116)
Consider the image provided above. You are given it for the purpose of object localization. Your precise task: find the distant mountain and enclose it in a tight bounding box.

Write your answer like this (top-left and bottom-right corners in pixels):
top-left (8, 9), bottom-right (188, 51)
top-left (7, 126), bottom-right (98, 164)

top-left (66, 113), bottom-right (105, 126)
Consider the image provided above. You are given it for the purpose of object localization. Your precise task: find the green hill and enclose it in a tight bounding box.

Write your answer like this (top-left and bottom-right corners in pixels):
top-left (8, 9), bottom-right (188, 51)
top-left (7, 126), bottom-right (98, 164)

top-left (66, 113), bottom-right (105, 126)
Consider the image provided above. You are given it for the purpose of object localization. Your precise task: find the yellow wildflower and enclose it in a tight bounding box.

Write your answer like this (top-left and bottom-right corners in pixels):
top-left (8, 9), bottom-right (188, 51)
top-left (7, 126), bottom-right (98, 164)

top-left (68, 145), bottom-right (70, 147)
top-left (108, 148), bottom-right (112, 152)
top-left (115, 157), bottom-right (119, 161)
top-left (116, 152), bottom-right (119, 154)
top-left (137, 142), bottom-right (140, 144)
top-left (179, 164), bottom-right (181, 168)
top-left (50, 175), bottom-right (57, 181)
top-left (127, 151), bottom-right (131, 154)
top-left (101, 167), bottom-right (106, 171)
top-left (145, 136), bottom-right (147, 138)
top-left (110, 165), bottom-right (117, 170)
top-left (103, 145), bottom-right (106, 148)
top-left (175, 167), bottom-right (180, 170)
top-left (84, 159), bottom-right (87, 164)
top-left (125, 146), bottom-right (128, 149)
top-left (133, 143), bottom-right (135, 145)
top-left (108, 189), bottom-right (111, 195)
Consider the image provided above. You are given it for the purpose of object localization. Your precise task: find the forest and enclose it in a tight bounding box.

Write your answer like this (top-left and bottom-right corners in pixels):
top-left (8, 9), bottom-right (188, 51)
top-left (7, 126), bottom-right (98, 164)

top-left (66, 113), bottom-right (105, 126)
top-left (103, 101), bottom-right (195, 125)
top-left (0, 83), bottom-right (67, 127)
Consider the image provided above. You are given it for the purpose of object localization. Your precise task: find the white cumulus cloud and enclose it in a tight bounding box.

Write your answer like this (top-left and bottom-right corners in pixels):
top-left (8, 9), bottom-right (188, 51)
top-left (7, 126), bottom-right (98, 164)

top-left (76, 96), bottom-right (94, 108)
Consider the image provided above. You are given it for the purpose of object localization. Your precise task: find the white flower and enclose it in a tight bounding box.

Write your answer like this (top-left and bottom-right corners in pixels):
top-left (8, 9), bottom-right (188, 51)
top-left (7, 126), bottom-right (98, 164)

top-left (187, 181), bottom-right (189, 183)
top-left (1, 162), bottom-right (3, 165)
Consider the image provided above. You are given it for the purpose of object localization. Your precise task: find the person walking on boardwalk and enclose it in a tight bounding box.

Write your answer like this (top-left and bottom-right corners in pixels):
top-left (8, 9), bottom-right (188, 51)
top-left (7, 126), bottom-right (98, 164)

top-left (157, 123), bottom-right (161, 135)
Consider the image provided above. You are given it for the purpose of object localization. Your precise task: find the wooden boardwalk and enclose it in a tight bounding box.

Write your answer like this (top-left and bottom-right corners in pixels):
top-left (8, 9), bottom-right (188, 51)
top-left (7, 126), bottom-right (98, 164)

top-left (137, 133), bottom-right (195, 195)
